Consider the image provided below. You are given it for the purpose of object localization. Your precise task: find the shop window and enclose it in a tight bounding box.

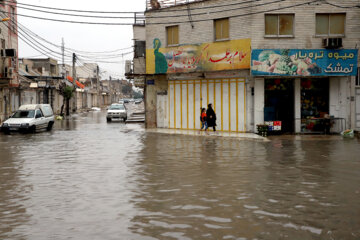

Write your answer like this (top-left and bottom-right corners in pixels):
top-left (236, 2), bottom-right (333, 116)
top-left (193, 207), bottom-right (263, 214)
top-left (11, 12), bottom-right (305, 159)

top-left (301, 79), bottom-right (330, 133)
top-left (264, 79), bottom-right (295, 133)
top-left (265, 14), bottom-right (294, 37)
top-left (166, 25), bottom-right (179, 46)
top-left (214, 18), bottom-right (229, 41)
top-left (316, 13), bottom-right (345, 36)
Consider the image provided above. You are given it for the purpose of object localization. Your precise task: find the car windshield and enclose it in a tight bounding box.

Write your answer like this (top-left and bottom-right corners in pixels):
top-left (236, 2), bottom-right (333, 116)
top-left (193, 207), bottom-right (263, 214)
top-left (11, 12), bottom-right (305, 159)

top-left (12, 110), bottom-right (35, 118)
top-left (109, 105), bottom-right (125, 110)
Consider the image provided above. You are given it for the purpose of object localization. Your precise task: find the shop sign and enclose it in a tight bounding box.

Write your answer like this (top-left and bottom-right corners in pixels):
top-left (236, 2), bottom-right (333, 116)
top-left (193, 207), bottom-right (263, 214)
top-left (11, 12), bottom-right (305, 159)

top-left (146, 38), bottom-right (251, 74)
top-left (147, 80), bottom-right (155, 85)
top-left (37, 81), bottom-right (47, 87)
top-left (251, 49), bottom-right (358, 76)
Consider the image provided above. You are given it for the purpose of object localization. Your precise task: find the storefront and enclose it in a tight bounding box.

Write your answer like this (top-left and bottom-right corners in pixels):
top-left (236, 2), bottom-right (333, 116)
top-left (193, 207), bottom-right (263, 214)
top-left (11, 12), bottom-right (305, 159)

top-left (167, 77), bottom-right (247, 132)
top-left (252, 49), bottom-right (358, 134)
top-left (146, 38), bottom-right (251, 131)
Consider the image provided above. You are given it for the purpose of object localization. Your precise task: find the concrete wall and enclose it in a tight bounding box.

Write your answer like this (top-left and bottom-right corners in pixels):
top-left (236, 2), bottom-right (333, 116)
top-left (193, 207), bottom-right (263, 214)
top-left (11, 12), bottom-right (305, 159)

top-left (146, 0), bottom-right (359, 56)
top-left (143, 0), bottom-right (360, 131)
top-left (145, 75), bottom-right (168, 128)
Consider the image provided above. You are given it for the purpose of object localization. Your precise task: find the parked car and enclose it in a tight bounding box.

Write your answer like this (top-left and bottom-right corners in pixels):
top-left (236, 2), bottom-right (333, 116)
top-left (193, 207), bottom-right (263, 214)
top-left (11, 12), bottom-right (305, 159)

top-left (118, 100), bottom-right (124, 104)
top-left (135, 99), bottom-right (142, 104)
top-left (1, 104), bottom-right (55, 134)
top-left (106, 103), bottom-right (127, 122)
top-left (123, 99), bottom-right (129, 104)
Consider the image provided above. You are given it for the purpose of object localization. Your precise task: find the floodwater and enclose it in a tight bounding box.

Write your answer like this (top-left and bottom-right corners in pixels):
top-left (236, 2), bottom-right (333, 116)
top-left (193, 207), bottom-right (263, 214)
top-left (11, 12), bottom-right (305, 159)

top-left (0, 110), bottom-right (359, 240)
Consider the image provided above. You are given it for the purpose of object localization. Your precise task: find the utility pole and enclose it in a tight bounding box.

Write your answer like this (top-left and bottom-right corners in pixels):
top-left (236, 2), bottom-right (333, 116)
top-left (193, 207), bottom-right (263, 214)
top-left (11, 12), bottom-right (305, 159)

top-left (61, 38), bottom-right (65, 78)
top-left (96, 65), bottom-right (100, 107)
top-left (72, 53), bottom-right (77, 112)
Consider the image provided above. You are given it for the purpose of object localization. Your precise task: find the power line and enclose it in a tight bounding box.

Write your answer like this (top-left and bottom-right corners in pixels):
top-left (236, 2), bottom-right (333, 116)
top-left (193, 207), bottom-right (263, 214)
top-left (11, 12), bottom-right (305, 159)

top-left (323, 1), bottom-right (360, 8)
top-left (19, 23), bottom-right (133, 57)
top-left (11, 0), bottom-right (322, 25)
top-left (146, 0), bottom-right (321, 24)
top-left (12, 0), bottom-right (262, 13)
top-left (13, 0), bottom-right (289, 20)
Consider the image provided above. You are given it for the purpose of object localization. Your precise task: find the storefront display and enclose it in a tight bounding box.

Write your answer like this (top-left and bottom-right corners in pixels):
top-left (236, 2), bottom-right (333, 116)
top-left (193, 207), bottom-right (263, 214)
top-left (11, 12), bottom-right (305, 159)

top-left (301, 78), bottom-right (329, 133)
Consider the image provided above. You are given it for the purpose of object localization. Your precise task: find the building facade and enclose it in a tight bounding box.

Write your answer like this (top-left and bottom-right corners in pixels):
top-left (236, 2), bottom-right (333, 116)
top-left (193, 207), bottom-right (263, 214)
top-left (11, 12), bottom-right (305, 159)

top-left (138, 0), bottom-right (359, 133)
top-left (0, 0), bottom-right (18, 122)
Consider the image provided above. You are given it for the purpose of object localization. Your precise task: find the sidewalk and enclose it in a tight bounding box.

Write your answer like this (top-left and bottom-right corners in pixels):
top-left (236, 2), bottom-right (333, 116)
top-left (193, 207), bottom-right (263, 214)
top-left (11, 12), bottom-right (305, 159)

top-left (146, 128), bottom-right (269, 141)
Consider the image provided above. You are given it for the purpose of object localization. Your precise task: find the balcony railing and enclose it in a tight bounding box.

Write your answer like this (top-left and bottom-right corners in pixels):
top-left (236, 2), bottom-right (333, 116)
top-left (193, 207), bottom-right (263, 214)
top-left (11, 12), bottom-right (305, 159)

top-left (146, 0), bottom-right (205, 10)
top-left (134, 13), bottom-right (145, 25)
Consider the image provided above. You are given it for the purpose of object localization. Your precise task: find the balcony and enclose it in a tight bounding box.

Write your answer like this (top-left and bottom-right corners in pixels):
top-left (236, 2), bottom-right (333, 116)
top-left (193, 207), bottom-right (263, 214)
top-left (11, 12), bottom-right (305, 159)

top-left (146, 0), bottom-right (206, 10)
top-left (134, 13), bottom-right (145, 25)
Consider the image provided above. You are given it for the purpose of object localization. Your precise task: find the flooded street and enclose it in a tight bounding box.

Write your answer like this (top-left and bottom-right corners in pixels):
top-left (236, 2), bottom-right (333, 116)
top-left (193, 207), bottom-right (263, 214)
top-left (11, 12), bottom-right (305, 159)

top-left (0, 110), bottom-right (360, 240)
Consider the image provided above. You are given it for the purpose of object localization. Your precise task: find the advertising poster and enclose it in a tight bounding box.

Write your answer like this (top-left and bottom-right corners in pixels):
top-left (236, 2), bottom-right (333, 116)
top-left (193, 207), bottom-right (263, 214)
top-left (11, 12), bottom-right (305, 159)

top-left (251, 49), bottom-right (358, 76)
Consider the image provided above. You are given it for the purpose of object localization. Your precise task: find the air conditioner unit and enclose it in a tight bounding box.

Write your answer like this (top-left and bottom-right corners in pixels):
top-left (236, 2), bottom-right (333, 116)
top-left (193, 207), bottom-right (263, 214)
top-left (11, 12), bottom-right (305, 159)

top-left (125, 60), bottom-right (132, 74)
top-left (5, 48), bottom-right (16, 57)
top-left (322, 38), bottom-right (342, 49)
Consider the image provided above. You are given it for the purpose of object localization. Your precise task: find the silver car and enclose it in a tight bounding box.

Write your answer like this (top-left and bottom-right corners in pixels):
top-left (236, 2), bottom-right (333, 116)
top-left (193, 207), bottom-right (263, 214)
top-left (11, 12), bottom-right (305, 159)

top-left (106, 104), bottom-right (127, 122)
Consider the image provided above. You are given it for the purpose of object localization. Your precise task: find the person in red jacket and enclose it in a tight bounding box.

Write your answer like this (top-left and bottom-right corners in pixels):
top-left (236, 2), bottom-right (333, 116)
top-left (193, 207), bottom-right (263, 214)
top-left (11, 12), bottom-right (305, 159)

top-left (200, 108), bottom-right (208, 131)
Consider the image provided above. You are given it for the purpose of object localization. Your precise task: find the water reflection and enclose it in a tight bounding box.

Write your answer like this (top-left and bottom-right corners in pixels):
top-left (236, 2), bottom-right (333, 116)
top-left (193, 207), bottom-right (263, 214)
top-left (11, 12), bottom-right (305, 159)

top-left (0, 135), bottom-right (30, 240)
top-left (130, 134), bottom-right (360, 239)
top-left (0, 112), bottom-right (359, 240)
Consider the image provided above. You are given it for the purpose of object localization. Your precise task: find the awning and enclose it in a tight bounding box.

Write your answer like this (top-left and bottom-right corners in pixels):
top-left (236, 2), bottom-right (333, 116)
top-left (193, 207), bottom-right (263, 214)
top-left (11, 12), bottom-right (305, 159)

top-left (67, 76), bottom-right (85, 89)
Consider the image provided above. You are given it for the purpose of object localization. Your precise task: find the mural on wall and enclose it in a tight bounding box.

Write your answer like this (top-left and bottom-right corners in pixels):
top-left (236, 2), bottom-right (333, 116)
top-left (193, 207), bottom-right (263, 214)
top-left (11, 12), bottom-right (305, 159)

top-left (146, 38), bottom-right (251, 74)
top-left (153, 38), bottom-right (168, 74)
top-left (252, 49), bottom-right (358, 76)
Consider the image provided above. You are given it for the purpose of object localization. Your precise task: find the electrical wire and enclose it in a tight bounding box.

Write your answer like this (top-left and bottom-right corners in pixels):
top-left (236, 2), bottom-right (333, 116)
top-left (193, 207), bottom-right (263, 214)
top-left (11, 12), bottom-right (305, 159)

top-left (11, 0), bottom-right (287, 19)
top-left (12, 0), bottom-right (262, 13)
top-left (9, 0), bottom-right (287, 19)
top-left (323, 1), bottom-right (360, 8)
top-left (8, 0), bottom-right (320, 25)
top-left (19, 23), bottom-right (134, 57)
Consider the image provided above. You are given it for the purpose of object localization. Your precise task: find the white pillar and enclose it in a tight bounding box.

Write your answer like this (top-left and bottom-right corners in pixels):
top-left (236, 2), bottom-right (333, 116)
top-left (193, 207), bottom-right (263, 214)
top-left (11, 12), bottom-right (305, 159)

top-left (254, 78), bottom-right (264, 133)
top-left (350, 76), bottom-right (356, 129)
top-left (294, 78), bottom-right (301, 133)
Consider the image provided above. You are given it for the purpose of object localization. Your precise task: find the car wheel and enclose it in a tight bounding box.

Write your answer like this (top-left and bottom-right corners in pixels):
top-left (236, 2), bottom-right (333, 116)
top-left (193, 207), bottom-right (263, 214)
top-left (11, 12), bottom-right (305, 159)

top-left (123, 117), bottom-right (127, 122)
top-left (3, 129), bottom-right (10, 135)
top-left (107, 118), bottom-right (112, 122)
top-left (47, 122), bottom-right (54, 131)
top-left (29, 125), bottom-right (36, 133)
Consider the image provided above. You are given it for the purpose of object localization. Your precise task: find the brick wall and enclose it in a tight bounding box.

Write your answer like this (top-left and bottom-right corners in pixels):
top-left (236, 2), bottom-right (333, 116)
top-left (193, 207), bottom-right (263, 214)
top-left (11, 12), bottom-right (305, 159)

top-left (145, 0), bottom-right (360, 59)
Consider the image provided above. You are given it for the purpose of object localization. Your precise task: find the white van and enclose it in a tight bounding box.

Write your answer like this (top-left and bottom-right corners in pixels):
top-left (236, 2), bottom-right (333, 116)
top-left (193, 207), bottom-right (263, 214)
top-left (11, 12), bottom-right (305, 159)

top-left (1, 104), bottom-right (55, 133)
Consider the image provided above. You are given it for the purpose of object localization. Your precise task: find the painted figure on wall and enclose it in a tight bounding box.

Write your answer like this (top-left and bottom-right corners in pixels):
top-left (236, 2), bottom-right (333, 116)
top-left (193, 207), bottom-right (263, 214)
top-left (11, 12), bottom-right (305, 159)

top-left (153, 38), bottom-right (168, 74)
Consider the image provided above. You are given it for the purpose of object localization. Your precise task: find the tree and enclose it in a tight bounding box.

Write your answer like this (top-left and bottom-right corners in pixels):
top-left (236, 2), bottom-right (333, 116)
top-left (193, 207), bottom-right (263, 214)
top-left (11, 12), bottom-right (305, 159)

top-left (59, 84), bottom-right (74, 116)
top-left (122, 85), bottom-right (132, 96)
top-left (133, 90), bottom-right (143, 99)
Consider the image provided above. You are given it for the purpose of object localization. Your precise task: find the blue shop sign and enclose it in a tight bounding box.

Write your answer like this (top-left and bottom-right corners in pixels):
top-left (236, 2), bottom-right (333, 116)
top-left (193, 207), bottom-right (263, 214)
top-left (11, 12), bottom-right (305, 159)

top-left (251, 49), bottom-right (358, 76)
top-left (147, 80), bottom-right (155, 85)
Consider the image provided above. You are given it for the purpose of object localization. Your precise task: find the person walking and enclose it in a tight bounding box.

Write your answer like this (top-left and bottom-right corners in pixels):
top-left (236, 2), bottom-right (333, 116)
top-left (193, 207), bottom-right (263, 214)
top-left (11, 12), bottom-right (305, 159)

top-left (206, 103), bottom-right (217, 131)
top-left (200, 108), bottom-right (208, 131)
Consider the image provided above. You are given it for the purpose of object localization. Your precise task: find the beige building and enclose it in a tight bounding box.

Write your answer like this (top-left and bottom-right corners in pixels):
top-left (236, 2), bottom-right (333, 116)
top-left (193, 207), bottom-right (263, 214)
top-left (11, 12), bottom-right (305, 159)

top-left (0, 0), bottom-right (18, 122)
top-left (135, 0), bottom-right (359, 133)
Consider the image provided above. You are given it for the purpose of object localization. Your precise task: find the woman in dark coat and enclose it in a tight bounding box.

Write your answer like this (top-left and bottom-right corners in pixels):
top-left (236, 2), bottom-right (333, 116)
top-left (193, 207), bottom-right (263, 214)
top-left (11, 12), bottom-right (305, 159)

top-left (206, 103), bottom-right (217, 131)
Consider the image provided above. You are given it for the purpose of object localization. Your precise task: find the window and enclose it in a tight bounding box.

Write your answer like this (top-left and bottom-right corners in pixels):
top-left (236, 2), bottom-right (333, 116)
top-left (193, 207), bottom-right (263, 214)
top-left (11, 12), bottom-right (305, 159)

top-left (35, 110), bottom-right (43, 118)
top-left (316, 13), bottom-right (345, 36)
top-left (214, 18), bottom-right (229, 41)
top-left (134, 40), bottom-right (145, 58)
top-left (265, 14), bottom-right (294, 37)
top-left (166, 25), bottom-right (179, 46)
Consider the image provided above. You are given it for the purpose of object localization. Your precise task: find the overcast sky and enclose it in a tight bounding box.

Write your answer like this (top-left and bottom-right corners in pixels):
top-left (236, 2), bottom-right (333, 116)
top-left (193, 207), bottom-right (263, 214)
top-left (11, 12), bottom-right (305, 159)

top-left (18, 0), bottom-right (146, 79)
